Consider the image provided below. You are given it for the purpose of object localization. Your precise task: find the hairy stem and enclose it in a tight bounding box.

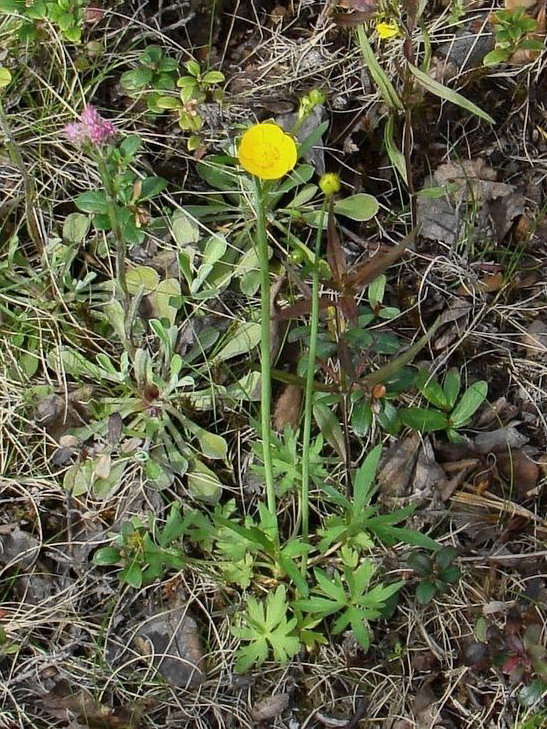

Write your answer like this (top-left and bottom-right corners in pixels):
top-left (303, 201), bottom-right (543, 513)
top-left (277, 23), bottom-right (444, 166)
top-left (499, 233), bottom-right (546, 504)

top-left (300, 200), bottom-right (327, 549)
top-left (254, 179), bottom-right (279, 544)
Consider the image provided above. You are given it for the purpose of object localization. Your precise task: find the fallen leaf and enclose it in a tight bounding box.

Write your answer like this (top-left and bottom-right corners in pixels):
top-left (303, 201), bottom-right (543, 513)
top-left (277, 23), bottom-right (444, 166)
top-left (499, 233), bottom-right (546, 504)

top-left (456, 271), bottom-right (504, 296)
top-left (417, 159), bottom-right (525, 245)
top-left (473, 425), bottom-right (529, 454)
top-left (505, 0), bottom-right (537, 10)
top-left (251, 693), bottom-right (290, 721)
top-left (522, 319), bottom-right (547, 359)
top-left (496, 450), bottom-right (539, 497)
top-left (273, 384), bottom-right (302, 431)
top-left (134, 607), bottom-right (205, 689)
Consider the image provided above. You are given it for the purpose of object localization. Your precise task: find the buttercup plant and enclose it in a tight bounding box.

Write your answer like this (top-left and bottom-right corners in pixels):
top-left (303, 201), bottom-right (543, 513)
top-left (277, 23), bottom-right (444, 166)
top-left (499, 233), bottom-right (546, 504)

top-left (236, 121), bottom-right (298, 542)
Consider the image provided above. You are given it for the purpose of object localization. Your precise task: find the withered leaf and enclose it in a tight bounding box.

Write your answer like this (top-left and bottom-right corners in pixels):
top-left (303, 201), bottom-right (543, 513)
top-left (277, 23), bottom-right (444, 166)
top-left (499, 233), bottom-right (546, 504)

top-left (273, 384), bottom-right (302, 431)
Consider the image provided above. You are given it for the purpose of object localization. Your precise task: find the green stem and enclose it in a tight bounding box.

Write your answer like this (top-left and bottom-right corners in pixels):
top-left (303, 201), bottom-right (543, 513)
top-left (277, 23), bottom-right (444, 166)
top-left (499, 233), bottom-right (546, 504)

top-left (95, 153), bottom-right (133, 354)
top-left (300, 199), bottom-right (327, 549)
top-left (254, 179), bottom-right (278, 544)
top-left (96, 154), bottom-right (129, 300)
top-left (0, 99), bottom-right (44, 255)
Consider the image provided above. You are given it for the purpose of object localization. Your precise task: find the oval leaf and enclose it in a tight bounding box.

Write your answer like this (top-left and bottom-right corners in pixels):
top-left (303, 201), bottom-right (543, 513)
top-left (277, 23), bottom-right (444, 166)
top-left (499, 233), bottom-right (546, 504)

top-left (334, 193), bottom-right (379, 221)
top-left (400, 407), bottom-right (449, 433)
top-left (450, 381), bottom-right (487, 428)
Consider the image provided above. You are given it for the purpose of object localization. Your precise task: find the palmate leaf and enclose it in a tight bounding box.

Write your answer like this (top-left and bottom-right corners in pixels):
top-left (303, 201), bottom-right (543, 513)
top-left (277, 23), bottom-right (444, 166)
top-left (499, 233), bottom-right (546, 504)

top-left (232, 586), bottom-right (300, 672)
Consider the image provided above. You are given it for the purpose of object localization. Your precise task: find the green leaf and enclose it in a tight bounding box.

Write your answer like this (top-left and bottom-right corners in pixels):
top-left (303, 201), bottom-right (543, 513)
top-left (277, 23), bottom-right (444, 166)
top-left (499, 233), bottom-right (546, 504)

top-left (384, 115), bottom-right (407, 184)
top-left (407, 552), bottom-right (433, 577)
top-left (399, 407), bottom-right (449, 432)
top-left (443, 369), bottom-right (461, 409)
top-left (185, 59), bottom-right (201, 77)
top-left (483, 48), bottom-right (511, 66)
top-left (196, 158), bottom-right (240, 191)
top-left (139, 176), bottom-right (166, 201)
top-left (171, 210), bottom-right (201, 245)
top-left (158, 504), bottom-right (187, 547)
top-left (450, 381), bottom-right (487, 428)
top-left (0, 67), bottom-right (12, 89)
top-left (353, 444), bottom-right (382, 512)
top-left (313, 401), bottom-right (346, 460)
top-left (155, 95), bottom-right (180, 110)
top-left (119, 562), bottom-right (143, 588)
top-left (201, 70), bottom-right (225, 84)
top-left (63, 212), bottom-right (90, 243)
top-left (351, 400), bottom-right (372, 436)
top-left (192, 427), bottom-right (228, 460)
top-left (367, 520), bottom-right (440, 550)
top-left (126, 265), bottom-right (159, 295)
top-left (120, 67), bottom-right (154, 91)
top-left (439, 565), bottom-right (461, 584)
top-left (334, 193), bottom-right (379, 221)
top-left (408, 63), bottom-right (495, 124)
top-left (75, 191), bottom-right (109, 215)
top-left (277, 554), bottom-right (309, 598)
top-left (92, 546), bottom-right (121, 565)
top-left (215, 321), bottom-right (261, 361)
top-left (356, 25), bottom-right (403, 112)
top-left (415, 370), bottom-right (448, 409)
top-left (416, 580), bottom-right (436, 605)
top-left (186, 459), bottom-right (222, 503)
top-left (297, 120), bottom-right (329, 158)
top-left (436, 546), bottom-right (458, 570)
top-left (149, 277), bottom-right (180, 325)
top-left (233, 585), bottom-right (300, 671)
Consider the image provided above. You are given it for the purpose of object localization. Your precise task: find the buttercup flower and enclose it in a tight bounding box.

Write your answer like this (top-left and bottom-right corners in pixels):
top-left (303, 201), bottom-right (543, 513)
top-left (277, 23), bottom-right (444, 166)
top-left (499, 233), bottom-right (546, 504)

top-left (237, 122), bottom-right (297, 180)
top-left (319, 173), bottom-right (341, 197)
top-left (65, 105), bottom-right (116, 147)
top-left (376, 20), bottom-right (400, 40)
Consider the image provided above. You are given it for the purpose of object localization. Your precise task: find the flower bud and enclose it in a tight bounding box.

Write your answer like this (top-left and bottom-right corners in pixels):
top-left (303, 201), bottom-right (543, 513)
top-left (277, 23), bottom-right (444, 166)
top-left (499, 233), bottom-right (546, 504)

top-left (319, 173), bottom-right (341, 197)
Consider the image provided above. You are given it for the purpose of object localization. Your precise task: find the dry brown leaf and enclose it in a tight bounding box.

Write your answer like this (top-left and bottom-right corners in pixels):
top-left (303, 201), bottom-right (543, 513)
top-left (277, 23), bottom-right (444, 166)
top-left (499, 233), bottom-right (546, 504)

top-left (505, 0), bottom-right (536, 9)
top-left (273, 384), bottom-right (302, 431)
top-left (42, 680), bottom-right (141, 728)
top-left (496, 450), bottom-right (539, 497)
top-left (134, 607), bottom-right (205, 689)
top-left (456, 271), bottom-right (504, 296)
top-left (522, 318), bottom-right (547, 359)
top-left (250, 693), bottom-right (290, 722)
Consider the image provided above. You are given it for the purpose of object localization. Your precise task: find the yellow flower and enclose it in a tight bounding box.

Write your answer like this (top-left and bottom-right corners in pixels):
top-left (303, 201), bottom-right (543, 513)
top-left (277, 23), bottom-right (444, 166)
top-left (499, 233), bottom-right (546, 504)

top-left (237, 122), bottom-right (297, 180)
top-left (376, 20), bottom-right (400, 40)
top-left (319, 173), bottom-right (341, 197)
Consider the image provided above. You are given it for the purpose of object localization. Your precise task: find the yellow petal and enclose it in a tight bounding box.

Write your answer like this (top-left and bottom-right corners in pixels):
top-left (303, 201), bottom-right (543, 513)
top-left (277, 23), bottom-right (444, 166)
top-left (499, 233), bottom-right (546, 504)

top-left (376, 21), bottom-right (399, 39)
top-left (238, 122), bottom-right (297, 180)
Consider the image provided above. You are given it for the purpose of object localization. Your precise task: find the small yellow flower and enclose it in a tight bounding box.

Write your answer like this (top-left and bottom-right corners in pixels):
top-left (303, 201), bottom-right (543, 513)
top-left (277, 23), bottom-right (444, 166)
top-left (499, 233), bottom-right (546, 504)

top-left (376, 20), bottom-right (400, 40)
top-left (237, 122), bottom-right (297, 180)
top-left (319, 173), bottom-right (341, 197)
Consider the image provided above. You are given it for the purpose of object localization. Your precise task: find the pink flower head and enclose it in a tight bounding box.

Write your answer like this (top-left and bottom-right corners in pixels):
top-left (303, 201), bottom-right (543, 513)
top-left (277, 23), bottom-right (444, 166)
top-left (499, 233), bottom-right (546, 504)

top-left (64, 105), bottom-right (116, 147)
